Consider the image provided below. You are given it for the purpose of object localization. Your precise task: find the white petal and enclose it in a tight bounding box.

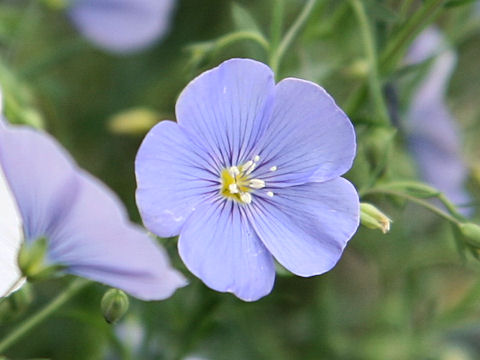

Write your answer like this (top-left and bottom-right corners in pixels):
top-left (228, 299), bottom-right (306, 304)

top-left (0, 164), bottom-right (25, 297)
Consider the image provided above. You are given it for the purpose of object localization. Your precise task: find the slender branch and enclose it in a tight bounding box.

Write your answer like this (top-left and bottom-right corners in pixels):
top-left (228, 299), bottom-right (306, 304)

top-left (214, 31), bottom-right (270, 53)
top-left (380, 0), bottom-right (447, 75)
top-left (344, 0), bottom-right (447, 118)
top-left (269, 0), bottom-right (317, 74)
top-left (349, 0), bottom-right (390, 125)
top-left (270, 0), bottom-right (285, 54)
top-left (0, 278), bottom-right (90, 354)
top-left (362, 188), bottom-right (462, 226)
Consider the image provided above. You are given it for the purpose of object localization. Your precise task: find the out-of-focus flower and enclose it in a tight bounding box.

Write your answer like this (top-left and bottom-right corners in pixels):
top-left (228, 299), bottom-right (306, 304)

top-left (67, 0), bottom-right (176, 54)
top-left (135, 58), bottom-right (359, 301)
top-left (0, 105), bottom-right (186, 300)
top-left (405, 27), bottom-right (470, 208)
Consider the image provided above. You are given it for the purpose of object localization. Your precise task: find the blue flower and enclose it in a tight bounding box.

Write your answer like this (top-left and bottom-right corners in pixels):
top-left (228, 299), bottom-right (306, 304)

top-left (135, 58), bottom-right (359, 301)
top-left (68, 0), bottom-right (176, 54)
top-left (0, 111), bottom-right (186, 300)
top-left (406, 28), bottom-right (470, 208)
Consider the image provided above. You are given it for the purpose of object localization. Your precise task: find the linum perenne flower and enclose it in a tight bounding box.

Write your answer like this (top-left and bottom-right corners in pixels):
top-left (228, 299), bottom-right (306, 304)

top-left (0, 107), bottom-right (185, 300)
top-left (405, 28), bottom-right (470, 207)
top-left (135, 59), bottom-right (360, 301)
top-left (67, 0), bottom-right (176, 53)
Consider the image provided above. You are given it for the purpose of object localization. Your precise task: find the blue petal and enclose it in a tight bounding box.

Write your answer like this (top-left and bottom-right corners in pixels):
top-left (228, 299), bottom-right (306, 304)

top-left (0, 122), bottom-right (186, 300)
top-left (68, 0), bottom-right (175, 53)
top-left (248, 178), bottom-right (359, 277)
top-left (51, 171), bottom-right (186, 301)
top-left (252, 78), bottom-right (356, 187)
top-left (136, 120), bottom-right (219, 237)
top-left (406, 28), bottom-right (470, 208)
top-left (175, 58), bottom-right (275, 168)
top-left (0, 124), bottom-right (78, 243)
top-left (178, 200), bottom-right (275, 301)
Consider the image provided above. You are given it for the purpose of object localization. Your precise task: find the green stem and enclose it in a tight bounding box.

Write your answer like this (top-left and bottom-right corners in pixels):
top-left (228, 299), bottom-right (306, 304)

top-left (269, 0), bottom-right (317, 74)
top-left (380, 0), bottom-right (447, 75)
top-left (270, 0), bottom-right (285, 53)
top-left (0, 278), bottom-right (90, 354)
top-left (344, 0), bottom-right (446, 118)
top-left (214, 31), bottom-right (270, 53)
top-left (399, 0), bottom-right (415, 19)
top-left (362, 188), bottom-right (462, 226)
top-left (349, 0), bottom-right (390, 125)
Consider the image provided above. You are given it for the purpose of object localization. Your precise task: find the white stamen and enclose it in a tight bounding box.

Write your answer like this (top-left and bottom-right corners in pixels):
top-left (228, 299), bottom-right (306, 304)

top-left (249, 179), bottom-right (265, 189)
top-left (229, 184), bottom-right (239, 194)
top-left (253, 155), bottom-right (260, 162)
top-left (229, 166), bottom-right (240, 177)
top-left (240, 192), bottom-right (252, 204)
top-left (245, 162), bottom-right (256, 175)
top-left (241, 161), bottom-right (253, 172)
top-left (266, 191), bottom-right (274, 197)
top-left (269, 166), bottom-right (277, 172)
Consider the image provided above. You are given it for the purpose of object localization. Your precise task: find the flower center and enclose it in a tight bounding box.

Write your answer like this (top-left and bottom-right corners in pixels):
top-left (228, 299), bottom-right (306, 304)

top-left (220, 156), bottom-right (274, 204)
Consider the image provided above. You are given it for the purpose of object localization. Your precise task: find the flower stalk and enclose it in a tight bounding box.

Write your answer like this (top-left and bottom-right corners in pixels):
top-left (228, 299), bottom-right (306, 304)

top-left (0, 278), bottom-right (90, 354)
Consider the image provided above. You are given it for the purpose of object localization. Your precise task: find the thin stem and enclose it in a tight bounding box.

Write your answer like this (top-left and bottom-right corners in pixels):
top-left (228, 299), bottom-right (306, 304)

top-left (0, 278), bottom-right (90, 354)
top-left (269, 0), bottom-right (317, 74)
top-left (362, 188), bottom-right (462, 226)
top-left (380, 0), bottom-right (447, 75)
top-left (344, 0), bottom-right (446, 118)
top-left (399, 0), bottom-right (415, 19)
top-left (349, 0), bottom-right (390, 125)
top-left (270, 0), bottom-right (285, 54)
top-left (214, 31), bottom-right (270, 53)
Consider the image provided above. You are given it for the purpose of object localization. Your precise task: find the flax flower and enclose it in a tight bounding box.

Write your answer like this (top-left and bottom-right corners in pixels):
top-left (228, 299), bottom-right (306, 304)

top-left (136, 59), bottom-right (359, 301)
top-left (0, 113), bottom-right (185, 300)
top-left (68, 0), bottom-right (175, 53)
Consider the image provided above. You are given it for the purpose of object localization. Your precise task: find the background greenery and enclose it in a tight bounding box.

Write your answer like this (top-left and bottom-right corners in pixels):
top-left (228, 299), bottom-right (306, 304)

top-left (1, 0), bottom-right (480, 359)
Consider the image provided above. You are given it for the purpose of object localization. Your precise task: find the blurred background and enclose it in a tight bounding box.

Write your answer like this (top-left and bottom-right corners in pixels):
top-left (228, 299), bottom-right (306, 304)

top-left (1, 0), bottom-right (480, 359)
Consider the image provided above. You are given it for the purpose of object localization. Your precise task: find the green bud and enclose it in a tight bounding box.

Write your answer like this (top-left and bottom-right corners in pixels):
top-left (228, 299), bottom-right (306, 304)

top-left (360, 203), bottom-right (392, 234)
top-left (458, 223), bottom-right (480, 248)
top-left (101, 289), bottom-right (129, 324)
top-left (108, 108), bottom-right (160, 135)
top-left (18, 237), bottom-right (64, 281)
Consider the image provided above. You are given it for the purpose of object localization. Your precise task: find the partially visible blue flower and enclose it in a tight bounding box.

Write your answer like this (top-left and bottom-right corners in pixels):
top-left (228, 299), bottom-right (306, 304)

top-left (0, 110), bottom-right (186, 300)
top-left (405, 28), bottom-right (470, 207)
top-left (68, 0), bottom-right (176, 54)
top-left (135, 58), bottom-right (359, 301)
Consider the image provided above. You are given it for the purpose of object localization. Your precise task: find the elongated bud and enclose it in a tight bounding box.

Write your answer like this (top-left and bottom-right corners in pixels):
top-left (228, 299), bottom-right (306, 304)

top-left (360, 203), bottom-right (392, 234)
top-left (458, 223), bottom-right (480, 248)
top-left (101, 289), bottom-right (129, 324)
top-left (108, 108), bottom-right (160, 135)
top-left (18, 237), bottom-right (64, 281)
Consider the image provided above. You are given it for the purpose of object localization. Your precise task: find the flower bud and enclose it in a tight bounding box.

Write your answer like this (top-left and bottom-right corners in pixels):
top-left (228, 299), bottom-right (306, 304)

top-left (458, 223), bottom-right (480, 248)
top-left (108, 108), bottom-right (160, 135)
top-left (360, 203), bottom-right (392, 234)
top-left (101, 289), bottom-right (129, 324)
